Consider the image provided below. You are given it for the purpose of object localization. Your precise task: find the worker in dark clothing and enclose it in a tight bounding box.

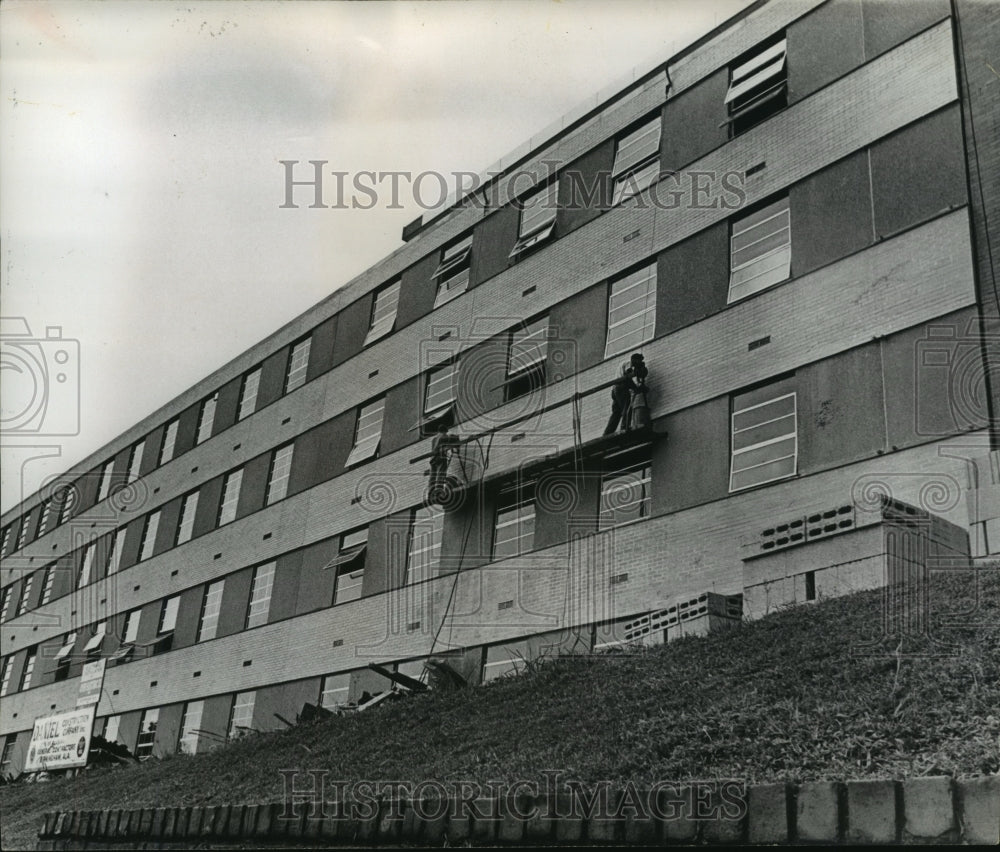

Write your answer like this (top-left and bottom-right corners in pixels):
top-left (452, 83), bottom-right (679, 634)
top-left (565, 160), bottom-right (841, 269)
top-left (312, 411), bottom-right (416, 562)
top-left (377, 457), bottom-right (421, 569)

top-left (603, 362), bottom-right (639, 435)
top-left (429, 423), bottom-right (459, 502)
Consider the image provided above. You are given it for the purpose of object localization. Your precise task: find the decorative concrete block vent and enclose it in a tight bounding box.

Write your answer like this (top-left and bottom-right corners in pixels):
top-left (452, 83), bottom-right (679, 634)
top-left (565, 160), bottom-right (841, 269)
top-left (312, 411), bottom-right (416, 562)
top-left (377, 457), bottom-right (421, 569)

top-left (741, 496), bottom-right (971, 620)
top-left (622, 591), bottom-right (743, 644)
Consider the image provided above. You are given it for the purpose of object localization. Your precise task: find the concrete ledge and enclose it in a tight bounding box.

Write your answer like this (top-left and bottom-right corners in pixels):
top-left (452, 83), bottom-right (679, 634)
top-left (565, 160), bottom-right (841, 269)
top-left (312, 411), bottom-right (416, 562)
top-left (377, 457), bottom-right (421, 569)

top-left (959, 776), bottom-right (1000, 845)
top-left (34, 776), bottom-right (999, 848)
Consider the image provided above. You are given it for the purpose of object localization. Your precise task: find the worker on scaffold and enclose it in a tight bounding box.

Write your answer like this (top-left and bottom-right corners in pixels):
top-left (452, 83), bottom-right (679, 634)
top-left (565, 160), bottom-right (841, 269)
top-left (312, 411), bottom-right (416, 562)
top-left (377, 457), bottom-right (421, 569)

top-left (429, 422), bottom-right (460, 503)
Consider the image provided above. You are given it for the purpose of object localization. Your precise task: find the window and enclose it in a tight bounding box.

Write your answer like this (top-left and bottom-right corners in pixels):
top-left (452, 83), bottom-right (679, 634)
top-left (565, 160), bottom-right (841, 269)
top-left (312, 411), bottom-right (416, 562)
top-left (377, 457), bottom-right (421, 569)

top-left (605, 263), bottom-right (657, 359)
top-left (196, 394), bottom-right (218, 444)
top-left (238, 368), bottom-right (261, 420)
top-left (158, 596), bottom-right (180, 634)
top-left (728, 195), bottom-right (791, 303)
top-left (0, 526), bottom-right (11, 558)
top-left (600, 456), bottom-right (652, 530)
top-left (266, 444), bottom-right (294, 505)
top-left (159, 419), bottom-right (179, 466)
top-left (345, 398), bottom-right (385, 467)
top-left (0, 658), bottom-right (12, 697)
top-left (37, 499), bottom-right (53, 538)
top-left (217, 469), bottom-right (244, 527)
top-left (364, 281), bottom-right (401, 346)
top-left (16, 575), bottom-right (33, 616)
top-left (175, 491), bottom-right (199, 545)
top-left (136, 708), bottom-right (159, 759)
top-left (493, 486), bottom-right (536, 560)
top-left (320, 673), bottom-right (350, 710)
top-left (105, 528), bottom-right (127, 576)
top-left (730, 389), bottom-right (797, 492)
top-left (0, 738), bottom-right (17, 779)
top-left (612, 116), bottom-right (661, 205)
top-left (20, 648), bottom-right (36, 691)
top-left (97, 459), bottom-right (115, 502)
top-left (510, 183), bottom-right (558, 258)
top-left (102, 715), bottom-right (121, 744)
top-left (406, 505), bottom-right (443, 585)
top-left (330, 528), bottom-right (368, 605)
top-left (198, 580), bottom-right (224, 642)
top-left (423, 363), bottom-right (457, 429)
top-left (433, 236), bottom-right (472, 307)
top-left (39, 565), bottom-right (55, 606)
top-left (178, 700), bottom-right (204, 754)
top-left (121, 609), bottom-right (141, 644)
top-left (726, 36), bottom-right (787, 135)
top-left (127, 440), bottom-right (145, 481)
top-left (83, 622), bottom-right (106, 656)
top-left (77, 544), bottom-right (96, 588)
top-left (0, 587), bottom-right (13, 623)
top-left (285, 337), bottom-right (311, 394)
top-left (245, 562), bottom-right (275, 629)
top-left (505, 317), bottom-right (549, 402)
top-left (54, 632), bottom-right (77, 678)
top-left (138, 510), bottom-right (161, 561)
top-left (228, 691), bottom-right (256, 739)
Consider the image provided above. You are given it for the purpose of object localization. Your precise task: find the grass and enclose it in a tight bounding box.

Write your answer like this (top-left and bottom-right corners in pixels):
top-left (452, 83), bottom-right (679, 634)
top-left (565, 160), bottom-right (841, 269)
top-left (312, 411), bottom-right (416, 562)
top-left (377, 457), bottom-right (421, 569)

top-left (2, 566), bottom-right (998, 849)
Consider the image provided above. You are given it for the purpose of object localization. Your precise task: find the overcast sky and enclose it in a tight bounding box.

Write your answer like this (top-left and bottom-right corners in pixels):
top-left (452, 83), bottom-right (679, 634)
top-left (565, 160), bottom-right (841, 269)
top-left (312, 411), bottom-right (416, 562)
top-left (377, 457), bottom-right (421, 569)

top-left (0, 0), bottom-right (750, 514)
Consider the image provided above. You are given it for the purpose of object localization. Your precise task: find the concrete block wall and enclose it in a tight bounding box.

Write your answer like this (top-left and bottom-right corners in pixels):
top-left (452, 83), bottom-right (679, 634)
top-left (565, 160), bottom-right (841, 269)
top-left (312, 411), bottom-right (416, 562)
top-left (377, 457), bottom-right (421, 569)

top-left (33, 776), bottom-right (999, 848)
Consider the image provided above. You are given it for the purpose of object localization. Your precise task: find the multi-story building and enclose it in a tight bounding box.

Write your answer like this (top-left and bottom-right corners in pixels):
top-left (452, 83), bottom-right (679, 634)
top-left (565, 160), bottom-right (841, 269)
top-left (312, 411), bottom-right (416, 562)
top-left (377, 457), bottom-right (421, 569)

top-left (1, 0), bottom-right (998, 774)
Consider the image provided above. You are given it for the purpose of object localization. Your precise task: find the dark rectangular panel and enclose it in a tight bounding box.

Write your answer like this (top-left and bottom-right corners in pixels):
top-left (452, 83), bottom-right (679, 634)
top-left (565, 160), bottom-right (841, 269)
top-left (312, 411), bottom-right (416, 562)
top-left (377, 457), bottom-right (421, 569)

top-left (306, 316), bottom-right (337, 383)
top-left (455, 336), bottom-right (507, 422)
top-left (470, 204), bottom-right (519, 288)
top-left (295, 537), bottom-right (338, 615)
top-left (549, 283), bottom-right (609, 377)
top-left (787, 0), bottom-right (865, 104)
top-left (287, 412), bottom-right (356, 497)
top-left (651, 397), bottom-right (731, 515)
top-left (662, 68), bottom-right (730, 173)
top-left (882, 307), bottom-right (988, 450)
top-left (862, 0), bottom-right (949, 60)
top-left (117, 516), bottom-right (146, 572)
top-left (174, 402), bottom-right (201, 458)
top-left (558, 139), bottom-right (614, 236)
top-left (381, 376), bottom-right (422, 456)
top-left (657, 222), bottom-right (729, 337)
top-left (361, 517), bottom-right (408, 597)
top-left (236, 452), bottom-right (270, 520)
top-left (153, 704), bottom-right (183, 757)
top-left (269, 549), bottom-right (303, 624)
top-left (172, 585), bottom-right (203, 650)
top-left (397, 253), bottom-right (440, 329)
top-left (213, 376), bottom-right (243, 436)
top-left (789, 151), bottom-right (874, 277)
top-left (192, 475), bottom-right (224, 539)
top-left (332, 296), bottom-right (373, 367)
top-left (797, 342), bottom-right (886, 475)
top-left (252, 678), bottom-right (321, 733)
top-left (869, 106), bottom-right (967, 239)
top-left (138, 432), bottom-right (160, 477)
top-left (257, 346), bottom-right (291, 409)
top-left (154, 496), bottom-right (183, 554)
top-left (198, 696), bottom-right (232, 751)
top-left (533, 470), bottom-right (601, 550)
top-left (216, 567), bottom-right (253, 639)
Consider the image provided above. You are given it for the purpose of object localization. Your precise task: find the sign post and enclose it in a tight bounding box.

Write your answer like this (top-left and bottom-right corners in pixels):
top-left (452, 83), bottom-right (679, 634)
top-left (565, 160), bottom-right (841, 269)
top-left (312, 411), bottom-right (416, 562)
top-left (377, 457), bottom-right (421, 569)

top-left (24, 706), bottom-right (96, 773)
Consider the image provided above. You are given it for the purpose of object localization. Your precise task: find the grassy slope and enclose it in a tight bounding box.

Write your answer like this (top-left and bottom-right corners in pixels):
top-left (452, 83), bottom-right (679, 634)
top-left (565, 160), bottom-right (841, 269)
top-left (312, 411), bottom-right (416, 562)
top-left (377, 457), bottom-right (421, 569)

top-left (2, 567), bottom-right (998, 849)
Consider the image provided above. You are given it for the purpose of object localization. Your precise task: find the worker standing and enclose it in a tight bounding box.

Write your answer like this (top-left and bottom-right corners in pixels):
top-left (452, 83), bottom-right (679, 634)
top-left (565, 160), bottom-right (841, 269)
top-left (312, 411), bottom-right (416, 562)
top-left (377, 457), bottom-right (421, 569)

top-left (603, 362), bottom-right (639, 435)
